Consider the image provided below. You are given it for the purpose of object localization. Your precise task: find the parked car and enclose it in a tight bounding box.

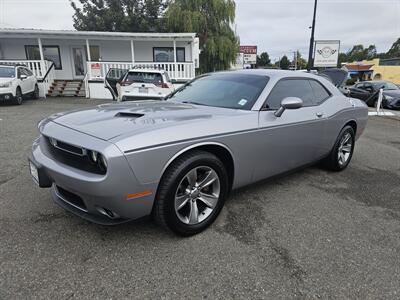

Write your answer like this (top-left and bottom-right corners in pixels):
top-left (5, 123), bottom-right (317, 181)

top-left (0, 64), bottom-right (39, 105)
top-left (349, 80), bottom-right (400, 110)
top-left (29, 70), bottom-right (368, 235)
top-left (105, 68), bottom-right (175, 101)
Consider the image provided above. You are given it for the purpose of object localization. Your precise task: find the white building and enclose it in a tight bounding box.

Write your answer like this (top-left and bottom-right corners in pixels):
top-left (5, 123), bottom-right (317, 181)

top-left (0, 28), bottom-right (199, 99)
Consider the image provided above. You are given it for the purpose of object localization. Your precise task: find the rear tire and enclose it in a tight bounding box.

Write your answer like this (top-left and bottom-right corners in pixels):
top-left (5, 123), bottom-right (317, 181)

top-left (323, 126), bottom-right (355, 171)
top-left (153, 150), bottom-right (229, 236)
top-left (32, 84), bottom-right (39, 99)
top-left (14, 87), bottom-right (23, 105)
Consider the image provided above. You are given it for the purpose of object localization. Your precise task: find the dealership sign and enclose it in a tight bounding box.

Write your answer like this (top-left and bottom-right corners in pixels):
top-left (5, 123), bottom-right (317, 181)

top-left (240, 45), bottom-right (257, 64)
top-left (313, 40), bottom-right (340, 67)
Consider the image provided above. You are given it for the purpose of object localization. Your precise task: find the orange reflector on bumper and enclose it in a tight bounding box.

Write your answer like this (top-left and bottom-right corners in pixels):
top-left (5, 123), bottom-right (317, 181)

top-left (126, 190), bottom-right (153, 200)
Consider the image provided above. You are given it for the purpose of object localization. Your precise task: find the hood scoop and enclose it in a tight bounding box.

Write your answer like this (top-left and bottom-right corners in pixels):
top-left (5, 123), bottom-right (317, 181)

top-left (114, 112), bottom-right (144, 118)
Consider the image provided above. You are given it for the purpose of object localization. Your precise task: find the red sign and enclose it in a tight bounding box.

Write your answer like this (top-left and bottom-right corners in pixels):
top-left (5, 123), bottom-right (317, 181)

top-left (240, 46), bottom-right (257, 54)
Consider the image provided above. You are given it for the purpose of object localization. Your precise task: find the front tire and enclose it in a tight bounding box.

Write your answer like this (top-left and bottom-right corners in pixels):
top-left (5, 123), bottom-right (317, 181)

top-left (14, 87), bottom-right (23, 105)
top-left (153, 150), bottom-right (229, 236)
top-left (323, 125), bottom-right (355, 171)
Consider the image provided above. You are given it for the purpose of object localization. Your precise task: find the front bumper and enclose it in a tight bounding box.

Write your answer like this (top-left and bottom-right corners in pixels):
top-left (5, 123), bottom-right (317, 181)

top-left (29, 123), bottom-right (158, 225)
top-left (0, 92), bottom-right (14, 101)
top-left (385, 99), bottom-right (400, 110)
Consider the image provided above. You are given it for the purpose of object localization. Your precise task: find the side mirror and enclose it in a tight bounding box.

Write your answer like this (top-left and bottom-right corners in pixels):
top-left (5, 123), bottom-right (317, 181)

top-left (20, 74), bottom-right (28, 80)
top-left (274, 97), bottom-right (303, 117)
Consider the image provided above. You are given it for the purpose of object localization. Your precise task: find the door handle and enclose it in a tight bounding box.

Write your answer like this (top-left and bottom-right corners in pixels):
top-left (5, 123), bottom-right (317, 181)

top-left (316, 112), bottom-right (324, 118)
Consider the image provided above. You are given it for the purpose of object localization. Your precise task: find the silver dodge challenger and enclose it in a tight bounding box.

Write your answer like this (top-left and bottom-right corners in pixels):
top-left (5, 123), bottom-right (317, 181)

top-left (29, 70), bottom-right (368, 235)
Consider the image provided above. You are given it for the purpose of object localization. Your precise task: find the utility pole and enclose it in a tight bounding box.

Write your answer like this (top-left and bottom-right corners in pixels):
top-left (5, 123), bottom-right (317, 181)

top-left (307, 0), bottom-right (318, 72)
top-left (293, 51), bottom-right (297, 70)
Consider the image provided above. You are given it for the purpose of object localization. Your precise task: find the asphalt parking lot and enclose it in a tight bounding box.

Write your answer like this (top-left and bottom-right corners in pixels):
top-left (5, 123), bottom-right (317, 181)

top-left (1, 98), bottom-right (400, 299)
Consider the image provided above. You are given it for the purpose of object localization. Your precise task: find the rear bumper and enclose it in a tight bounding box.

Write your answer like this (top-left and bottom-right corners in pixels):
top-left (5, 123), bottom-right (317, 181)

top-left (29, 125), bottom-right (158, 225)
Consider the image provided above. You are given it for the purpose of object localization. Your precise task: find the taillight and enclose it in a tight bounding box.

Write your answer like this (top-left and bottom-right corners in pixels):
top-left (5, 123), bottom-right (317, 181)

top-left (120, 81), bottom-right (132, 86)
top-left (156, 83), bottom-right (169, 89)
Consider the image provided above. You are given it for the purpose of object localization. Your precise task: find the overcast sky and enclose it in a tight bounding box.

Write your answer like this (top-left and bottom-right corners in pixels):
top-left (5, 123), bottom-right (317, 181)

top-left (0, 0), bottom-right (399, 60)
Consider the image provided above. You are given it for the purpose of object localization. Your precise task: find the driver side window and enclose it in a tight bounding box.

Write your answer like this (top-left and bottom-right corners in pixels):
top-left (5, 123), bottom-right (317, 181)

top-left (265, 79), bottom-right (315, 110)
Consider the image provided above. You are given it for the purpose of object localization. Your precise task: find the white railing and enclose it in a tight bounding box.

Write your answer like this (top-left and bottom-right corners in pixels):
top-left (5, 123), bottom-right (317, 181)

top-left (87, 61), bottom-right (196, 81)
top-left (0, 60), bottom-right (49, 78)
top-left (40, 62), bottom-right (56, 97)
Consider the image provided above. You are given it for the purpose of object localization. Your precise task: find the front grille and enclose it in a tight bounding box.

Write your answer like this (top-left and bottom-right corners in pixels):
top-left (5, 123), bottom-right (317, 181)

top-left (50, 138), bottom-right (85, 156)
top-left (56, 186), bottom-right (87, 211)
top-left (44, 136), bottom-right (106, 175)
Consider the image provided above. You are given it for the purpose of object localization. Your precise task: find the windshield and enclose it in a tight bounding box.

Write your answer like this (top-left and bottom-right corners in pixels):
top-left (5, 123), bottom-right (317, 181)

top-left (372, 82), bottom-right (399, 90)
top-left (0, 66), bottom-right (15, 78)
top-left (167, 73), bottom-right (269, 110)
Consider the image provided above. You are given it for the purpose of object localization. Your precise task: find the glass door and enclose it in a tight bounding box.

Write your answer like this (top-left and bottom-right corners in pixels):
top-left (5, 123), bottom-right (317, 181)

top-left (72, 47), bottom-right (86, 78)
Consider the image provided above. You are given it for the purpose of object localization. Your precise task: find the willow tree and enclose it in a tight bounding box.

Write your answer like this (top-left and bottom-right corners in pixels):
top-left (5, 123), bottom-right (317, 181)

top-left (166, 0), bottom-right (239, 73)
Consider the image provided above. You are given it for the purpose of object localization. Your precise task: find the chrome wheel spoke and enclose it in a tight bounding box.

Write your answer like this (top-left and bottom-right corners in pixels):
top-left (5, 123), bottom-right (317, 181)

top-left (198, 192), bottom-right (218, 209)
top-left (343, 134), bottom-right (351, 144)
top-left (198, 170), bottom-right (218, 190)
top-left (186, 169), bottom-right (197, 188)
top-left (188, 200), bottom-right (199, 224)
top-left (175, 194), bottom-right (189, 211)
top-left (342, 145), bottom-right (352, 153)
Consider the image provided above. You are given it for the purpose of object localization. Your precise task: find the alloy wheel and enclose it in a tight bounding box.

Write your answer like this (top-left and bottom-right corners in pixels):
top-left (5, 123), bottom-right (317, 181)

top-left (337, 132), bottom-right (353, 166)
top-left (174, 166), bottom-right (220, 225)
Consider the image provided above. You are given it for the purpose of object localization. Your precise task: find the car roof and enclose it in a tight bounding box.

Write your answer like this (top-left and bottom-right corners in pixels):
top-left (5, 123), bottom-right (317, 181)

top-left (212, 69), bottom-right (326, 81)
top-left (0, 64), bottom-right (16, 68)
top-left (128, 68), bottom-right (165, 74)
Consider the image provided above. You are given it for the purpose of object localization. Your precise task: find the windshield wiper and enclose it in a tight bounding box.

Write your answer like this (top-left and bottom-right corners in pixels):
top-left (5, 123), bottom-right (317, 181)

top-left (182, 101), bottom-right (209, 107)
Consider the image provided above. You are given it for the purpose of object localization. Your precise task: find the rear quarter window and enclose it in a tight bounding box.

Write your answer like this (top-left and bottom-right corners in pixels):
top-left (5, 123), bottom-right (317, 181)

top-left (309, 80), bottom-right (331, 105)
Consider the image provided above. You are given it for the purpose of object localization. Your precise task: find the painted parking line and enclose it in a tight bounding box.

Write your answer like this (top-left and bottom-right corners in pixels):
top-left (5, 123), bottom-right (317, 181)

top-left (368, 112), bottom-right (395, 116)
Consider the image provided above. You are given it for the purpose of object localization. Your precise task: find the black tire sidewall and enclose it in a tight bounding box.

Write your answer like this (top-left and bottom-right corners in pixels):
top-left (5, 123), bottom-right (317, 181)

top-left (160, 152), bottom-right (228, 235)
top-left (33, 85), bottom-right (39, 99)
top-left (15, 88), bottom-right (22, 105)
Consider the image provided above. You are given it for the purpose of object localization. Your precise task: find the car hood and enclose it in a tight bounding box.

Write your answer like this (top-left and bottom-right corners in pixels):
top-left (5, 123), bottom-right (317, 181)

top-left (383, 90), bottom-right (400, 98)
top-left (0, 77), bottom-right (13, 84)
top-left (50, 101), bottom-right (254, 142)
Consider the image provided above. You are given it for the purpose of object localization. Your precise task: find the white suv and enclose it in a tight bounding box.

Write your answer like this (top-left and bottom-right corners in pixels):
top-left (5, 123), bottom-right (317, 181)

top-left (0, 64), bottom-right (39, 105)
top-left (106, 68), bottom-right (175, 101)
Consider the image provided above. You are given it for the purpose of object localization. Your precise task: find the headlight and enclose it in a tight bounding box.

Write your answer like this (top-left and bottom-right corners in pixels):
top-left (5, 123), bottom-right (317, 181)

top-left (99, 154), bottom-right (108, 171)
top-left (0, 82), bottom-right (11, 88)
top-left (89, 150), bottom-right (98, 163)
top-left (88, 150), bottom-right (107, 172)
top-left (385, 95), bottom-right (394, 101)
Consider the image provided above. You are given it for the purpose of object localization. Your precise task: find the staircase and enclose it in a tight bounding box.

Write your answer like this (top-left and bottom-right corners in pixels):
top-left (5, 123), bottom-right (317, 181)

top-left (47, 80), bottom-right (86, 97)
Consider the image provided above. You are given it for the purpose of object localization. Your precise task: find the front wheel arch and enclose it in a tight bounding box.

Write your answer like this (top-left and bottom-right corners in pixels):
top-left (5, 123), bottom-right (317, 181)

top-left (159, 143), bottom-right (235, 192)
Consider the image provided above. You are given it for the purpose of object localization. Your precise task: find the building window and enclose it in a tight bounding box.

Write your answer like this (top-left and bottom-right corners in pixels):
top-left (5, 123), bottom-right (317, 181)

top-left (86, 46), bottom-right (100, 62)
top-left (153, 47), bottom-right (185, 62)
top-left (25, 45), bottom-right (62, 70)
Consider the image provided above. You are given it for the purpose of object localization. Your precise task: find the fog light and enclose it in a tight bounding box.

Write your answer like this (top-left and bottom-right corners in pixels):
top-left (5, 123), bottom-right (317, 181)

top-left (5, 95), bottom-right (10, 100)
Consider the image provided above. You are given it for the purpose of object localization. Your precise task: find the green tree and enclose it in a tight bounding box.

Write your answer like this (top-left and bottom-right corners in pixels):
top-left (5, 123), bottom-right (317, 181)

top-left (294, 51), bottom-right (307, 70)
top-left (70, 0), bottom-right (168, 32)
top-left (385, 38), bottom-right (400, 58)
top-left (256, 52), bottom-right (271, 67)
top-left (280, 55), bottom-right (290, 70)
top-left (166, 0), bottom-right (239, 73)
